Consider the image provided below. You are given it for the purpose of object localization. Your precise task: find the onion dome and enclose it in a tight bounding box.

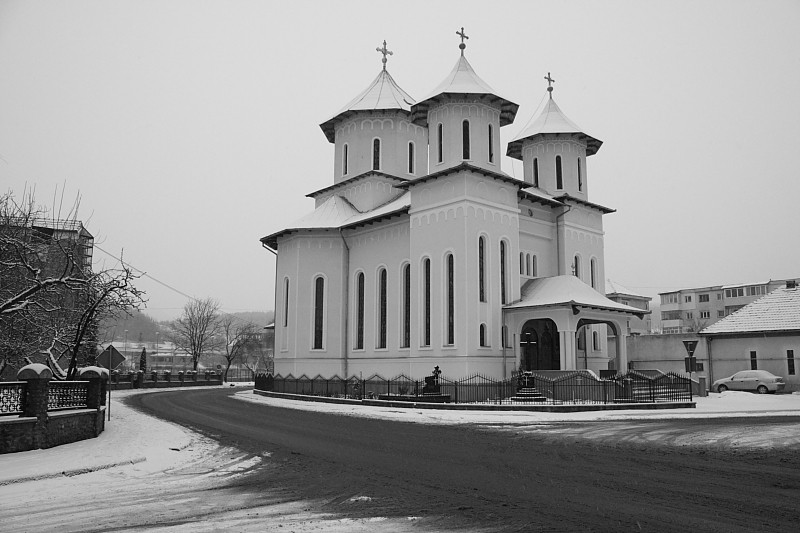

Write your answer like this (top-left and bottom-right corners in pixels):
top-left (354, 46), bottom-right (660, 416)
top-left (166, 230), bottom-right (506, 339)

top-left (507, 95), bottom-right (602, 160)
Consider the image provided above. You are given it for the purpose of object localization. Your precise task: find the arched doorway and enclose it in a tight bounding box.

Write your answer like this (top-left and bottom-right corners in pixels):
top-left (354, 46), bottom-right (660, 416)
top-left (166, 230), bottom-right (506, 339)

top-left (520, 319), bottom-right (560, 371)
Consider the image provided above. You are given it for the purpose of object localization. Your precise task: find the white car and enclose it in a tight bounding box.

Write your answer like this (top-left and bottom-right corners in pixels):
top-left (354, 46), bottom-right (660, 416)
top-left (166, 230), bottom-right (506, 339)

top-left (711, 370), bottom-right (785, 394)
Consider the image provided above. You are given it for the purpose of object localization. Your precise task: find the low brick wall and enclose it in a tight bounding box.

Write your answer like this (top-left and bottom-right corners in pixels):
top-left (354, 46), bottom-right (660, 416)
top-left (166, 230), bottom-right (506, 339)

top-left (1, 409), bottom-right (105, 453)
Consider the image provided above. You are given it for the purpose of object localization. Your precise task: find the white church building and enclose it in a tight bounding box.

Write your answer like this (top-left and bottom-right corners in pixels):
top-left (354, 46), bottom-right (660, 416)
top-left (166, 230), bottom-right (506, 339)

top-left (261, 34), bottom-right (646, 380)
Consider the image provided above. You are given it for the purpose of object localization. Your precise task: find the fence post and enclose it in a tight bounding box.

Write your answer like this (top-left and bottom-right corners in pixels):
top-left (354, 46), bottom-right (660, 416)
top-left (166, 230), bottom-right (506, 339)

top-left (78, 366), bottom-right (108, 409)
top-left (17, 363), bottom-right (52, 449)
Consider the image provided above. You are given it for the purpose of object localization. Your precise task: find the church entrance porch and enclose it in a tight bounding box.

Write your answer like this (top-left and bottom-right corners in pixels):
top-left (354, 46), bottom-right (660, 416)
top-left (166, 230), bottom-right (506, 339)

top-left (519, 319), bottom-right (560, 371)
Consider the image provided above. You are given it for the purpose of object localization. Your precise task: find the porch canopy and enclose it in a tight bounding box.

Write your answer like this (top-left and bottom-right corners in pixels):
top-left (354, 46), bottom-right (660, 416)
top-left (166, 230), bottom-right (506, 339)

top-left (503, 275), bottom-right (648, 372)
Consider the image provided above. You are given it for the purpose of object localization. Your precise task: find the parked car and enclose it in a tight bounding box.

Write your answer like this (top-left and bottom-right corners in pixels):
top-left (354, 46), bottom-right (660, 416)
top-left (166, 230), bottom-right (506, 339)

top-left (711, 370), bottom-right (785, 394)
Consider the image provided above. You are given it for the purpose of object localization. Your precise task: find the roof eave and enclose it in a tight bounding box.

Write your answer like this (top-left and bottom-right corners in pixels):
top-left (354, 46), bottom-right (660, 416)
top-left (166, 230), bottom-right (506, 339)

top-left (307, 170), bottom-right (408, 198)
top-left (410, 92), bottom-right (519, 127)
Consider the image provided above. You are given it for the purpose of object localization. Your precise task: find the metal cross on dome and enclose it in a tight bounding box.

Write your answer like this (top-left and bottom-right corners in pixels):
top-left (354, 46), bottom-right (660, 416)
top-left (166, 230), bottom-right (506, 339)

top-left (456, 27), bottom-right (469, 55)
top-left (545, 72), bottom-right (555, 96)
top-left (376, 40), bottom-right (392, 70)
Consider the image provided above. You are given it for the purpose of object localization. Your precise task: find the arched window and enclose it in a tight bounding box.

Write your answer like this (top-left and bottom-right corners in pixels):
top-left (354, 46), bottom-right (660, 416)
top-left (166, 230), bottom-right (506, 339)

top-left (532, 255), bottom-right (537, 277)
top-left (592, 330), bottom-right (600, 351)
top-left (488, 124), bottom-right (494, 163)
top-left (533, 158), bottom-right (539, 187)
top-left (577, 158), bottom-right (582, 191)
top-left (402, 263), bottom-right (410, 348)
top-left (423, 258), bottom-right (431, 346)
top-left (377, 268), bottom-right (387, 349)
top-left (501, 325), bottom-right (508, 348)
top-left (500, 241), bottom-right (507, 305)
top-left (372, 138), bottom-right (381, 170)
top-left (313, 277), bottom-right (325, 350)
top-left (462, 120), bottom-right (470, 160)
top-left (478, 236), bottom-right (486, 302)
top-left (445, 253), bottom-right (455, 345)
top-left (342, 144), bottom-right (349, 176)
top-left (408, 142), bottom-right (415, 174)
top-left (590, 258), bottom-right (597, 288)
top-left (519, 252), bottom-right (525, 275)
top-left (526, 253), bottom-right (532, 277)
top-left (479, 323), bottom-right (487, 347)
top-left (356, 272), bottom-right (365, 350)
top-left (437, 124), bottom-right (443, 163)
top-left (573, 255), bottom-right (581, 278)
top-left (556, 155), bottom-right (563, 189)
top-left (282, 278), bottom-right (290, 327)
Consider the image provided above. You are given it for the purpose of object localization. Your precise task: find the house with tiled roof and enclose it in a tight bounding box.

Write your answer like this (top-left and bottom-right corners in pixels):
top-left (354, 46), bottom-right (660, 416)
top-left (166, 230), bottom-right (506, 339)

top-left (699, 281), bottom-right (799, 392)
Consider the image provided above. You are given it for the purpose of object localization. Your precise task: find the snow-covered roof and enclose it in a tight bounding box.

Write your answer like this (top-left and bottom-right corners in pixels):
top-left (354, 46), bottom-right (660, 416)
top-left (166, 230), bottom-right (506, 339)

top-left (505, 275), bottom-right (647, 317)
top-left (411, 55), bottom-right (518, 127)
top-left (606, 279), bottom-right (651, 300)
top-left (261, 192), bottom-right (410, 249)
top-left (700, 284), bottom-right (800, 335)
top-left (507, 96), bottom-right (602, 159)
top-left (319, 69), bottom-right (416, 143)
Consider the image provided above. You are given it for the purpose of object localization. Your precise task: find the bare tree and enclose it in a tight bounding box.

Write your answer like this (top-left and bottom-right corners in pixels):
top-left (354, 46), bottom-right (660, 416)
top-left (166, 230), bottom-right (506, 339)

top-left (170, 298), bottom-right (221, 371)
top-left (218, 315), bottom-right (257, 382)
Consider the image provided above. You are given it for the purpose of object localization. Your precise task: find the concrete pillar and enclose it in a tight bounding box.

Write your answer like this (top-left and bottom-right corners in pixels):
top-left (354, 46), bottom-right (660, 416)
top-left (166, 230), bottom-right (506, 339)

top-left (78, 366), bottom-right (108, 409)
top-left (559, 329), bottom-right (577, 370)
top-left (616, 332), bottom-right (628, 371)
top-left (17, 363), bottom-right (52, 449)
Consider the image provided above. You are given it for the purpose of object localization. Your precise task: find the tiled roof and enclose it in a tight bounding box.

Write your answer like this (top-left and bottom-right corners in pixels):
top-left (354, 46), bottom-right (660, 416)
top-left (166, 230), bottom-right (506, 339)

top-left (700, 285), bottom-right (800, 335)
top-left (507, 96), bottom-right (602, 159)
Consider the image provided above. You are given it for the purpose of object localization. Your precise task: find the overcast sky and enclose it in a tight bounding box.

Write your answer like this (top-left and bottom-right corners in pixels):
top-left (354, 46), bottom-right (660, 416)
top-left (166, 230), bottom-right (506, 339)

top-left (1, 0), bottom-right (798, 320)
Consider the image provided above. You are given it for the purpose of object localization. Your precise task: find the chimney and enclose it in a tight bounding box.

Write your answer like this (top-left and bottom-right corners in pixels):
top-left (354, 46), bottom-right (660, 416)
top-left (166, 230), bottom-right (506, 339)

top-left (787, 280), bottom-right (797, 289)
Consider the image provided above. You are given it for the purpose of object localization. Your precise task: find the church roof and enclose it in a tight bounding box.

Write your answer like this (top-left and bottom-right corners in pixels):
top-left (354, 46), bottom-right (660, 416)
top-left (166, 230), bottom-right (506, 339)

top-left (306, 170), bottom-right (408, 199)
top-left (319, 68), bottom-right (416, 143)
top-left (700, 283), bottom-right (800, 336)
top-left (411, 55), bottom-right (518, 127)
top-left (505, 275), bottom-right (647, 318)
top-left (260, 192), bottom-right (410, 249)
top-left (554, 193), bottom-right (616, 214)
top-left (605, 279), bottom-right (651, 301)
top-left (507, 96), bottom-right (602, 159)
top-left (395, 162), bottom-right (528, 190)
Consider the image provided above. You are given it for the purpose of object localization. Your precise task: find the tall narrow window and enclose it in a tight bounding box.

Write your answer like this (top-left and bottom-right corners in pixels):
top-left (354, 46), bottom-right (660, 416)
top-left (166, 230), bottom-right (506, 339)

top-left (577, 158), bottom-right (582, 191)
top-left (488, 124), bottom-right (494, 163)
top-left (402, 264), bottom-right (410, 348)
top-left (519, 252), bottom-right (525, 275)
top-left (533, 158), bottom-right (539, 187)
top-left (372, 138), bottom-right (381, 170)
top-left (556, 155), bottom-right (563, 189)
top-left (526, 253), bottom-right (531, 276)
top-left (478, 236), bottom-right (486, 302)
top-left (313, 277), bottom-right (324, 350)
top-left (479, 324), bottom-right (487, 347)
top-left (750, 351), bottom-right (758, 370)
top-left (356, 272), bottom-right (365, 350)
top-left (500, 241), bottom-right (507, 305)
top-left (342, 144), bottom-right (349, 175)
top-left (437, 124), bottom-right (443, 163)
top-left (408, 142), bottom-right (415, 174)
top-left (378, 268), bottom-right (387, 349)
top-left (462, 120), bottom-right (470, 160)
top-left (446, 253), bottom-right (454, 345)
top-left (788, 350), bottom-right (796, 375)
top-left (283, 278), bottom-right (289, 327)
top-left (423, 258), bottom-right (431, 346)
top-left (592, 330), bottom-right (600, 351)
top-left (532, 255), bottom-right (537, 277)
top-left (590, 258), bottom-right (597, 288)
top-left (573, 255), bottom-right (581, 278)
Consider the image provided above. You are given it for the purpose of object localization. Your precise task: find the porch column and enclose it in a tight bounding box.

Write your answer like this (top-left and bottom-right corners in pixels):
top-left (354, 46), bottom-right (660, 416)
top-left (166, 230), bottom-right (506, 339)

top-left (616, 331), bottom-right (628, 371)
top-left (559, 329), bottom-right (577, 370)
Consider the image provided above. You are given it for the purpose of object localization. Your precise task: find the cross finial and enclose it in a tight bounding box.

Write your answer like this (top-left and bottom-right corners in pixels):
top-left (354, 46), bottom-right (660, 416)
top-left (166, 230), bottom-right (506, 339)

top-left (456, 27), bottom-right (469, 55)
top-left (376, 40), bottom-right (392, 70)
top-left (545, 72), bottom-right (555, 97)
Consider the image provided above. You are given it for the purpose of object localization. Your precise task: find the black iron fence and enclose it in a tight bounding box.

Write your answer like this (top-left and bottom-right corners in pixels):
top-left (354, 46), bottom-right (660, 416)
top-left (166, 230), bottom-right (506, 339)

top-left (0, 382), bottom-right (26, 415)
top-left (254, 370), bottom-right (693, 405)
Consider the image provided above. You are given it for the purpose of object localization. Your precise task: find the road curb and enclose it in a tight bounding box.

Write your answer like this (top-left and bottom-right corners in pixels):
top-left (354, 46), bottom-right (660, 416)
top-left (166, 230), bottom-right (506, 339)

top-left (0, 455), bottom-right (147, 486)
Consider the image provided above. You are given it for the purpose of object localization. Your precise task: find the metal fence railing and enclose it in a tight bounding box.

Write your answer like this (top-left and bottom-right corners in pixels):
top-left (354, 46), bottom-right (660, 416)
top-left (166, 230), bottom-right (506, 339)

top-left (48, 381), bottom-right (89, 410)
top-left (254, 370), bottom-right (693, 405)
top-left (0, 382), bottom-right (26, 415)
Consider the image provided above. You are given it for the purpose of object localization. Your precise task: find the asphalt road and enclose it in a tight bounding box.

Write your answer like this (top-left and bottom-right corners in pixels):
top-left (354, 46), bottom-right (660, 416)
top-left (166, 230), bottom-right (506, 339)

top-left (129, 388), bottom-right (800, 532)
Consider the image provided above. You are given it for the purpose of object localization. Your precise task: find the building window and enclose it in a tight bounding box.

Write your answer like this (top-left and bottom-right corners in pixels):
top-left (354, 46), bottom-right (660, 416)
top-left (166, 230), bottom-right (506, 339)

top-left (699, 294), bottom-right (709, 303)
top-left (519, 252), bottom-right (525, 275)
top-left (478, 236), bottom-right (486, 302)
top-left (488, 124), bottom-right (494, 163)
top-left (423, 258), bottom-right (431, 346)
top-left (788, 350), bottom-right (796, 375)
top-left (377, 268), bottom-right (387, 349)
top-left (500, 241), bottom-right (507, 305)
top-left (372, 138), bottom-right (381, 170)
top-left (726, 287), bottom-right (745, 298)
top-left (686, 312), bottom-right (693, 319)
top-left (479, 323), bottom-right (487, 347)
top-left (592, 330), bottom-right (600, 351)
top-left (577, 158), bottom-right (582, 191)
top-left (402, 264), bottom-right (410, 348)
top-left (590, 258), bottom-right (597, 288)
top-left (342, 144), bottom-right (349, 175)
top-left (462, 120), bottom-right (470, 160)
top-left (718, 310), bottom-right (725, 318)
top-left (407, 142), bottom-right (415, 174)
top-left (283, 278), bottom-right (290, 327)
top-left (661, 293), bottom-right (679, 304)
top-left (445, 253), bottom-right (455, 345)
top-left (533, 158), bottom-right (539, 187)
top-left (356, 272), bottom-right (365, 350)
top-left (662, 310), bottom-right (682, 321)
top-left (556, 155), bottom-right (563, 189)
top-left (750, 351), bottom-right (758, 370)
top-left (573, 255), bottom-right (581, 278)
top-left (526, 253), bottom-right (532, 277)
top-left (531, 255), bottom-right (537, 277)
top-left (437, 124), bottom-right (443, 163)
top-left (313, 277), bottom-right (325, 350)
top-left (685, 295), bottom-right (692, 303)
top-left (700, 310), bottom-right (710, 319)
top-left (501, 325), bottom-right (508, 348)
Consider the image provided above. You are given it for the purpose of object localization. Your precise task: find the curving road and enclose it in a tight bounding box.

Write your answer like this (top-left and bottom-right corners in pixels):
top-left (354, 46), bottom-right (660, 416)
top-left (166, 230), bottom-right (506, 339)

top-left (127, 387), bottom-right (800, 532)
